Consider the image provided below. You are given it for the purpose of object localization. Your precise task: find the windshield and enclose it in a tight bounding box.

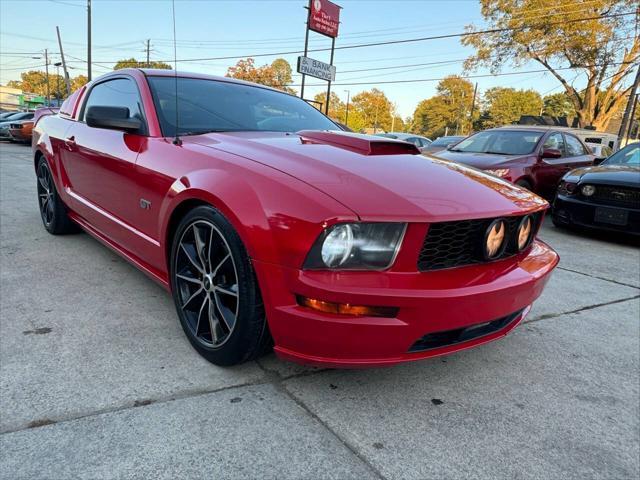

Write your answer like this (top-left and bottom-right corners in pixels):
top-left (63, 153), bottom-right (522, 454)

top-left (147, 76), bottom-right (338, 136)
top-left (450, 130), bottom-right (543, 155)
top-left (602, 143), bottom-right (640, 166)
top-left (432, 136), bottom-right (462, 146)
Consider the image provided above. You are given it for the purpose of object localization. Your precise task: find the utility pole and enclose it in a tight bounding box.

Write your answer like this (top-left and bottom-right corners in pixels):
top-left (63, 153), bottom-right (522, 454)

top-left (87, 0), bottom-right (92, 81)
top-left (44, 49), bottom-right (50, 107)
top-left (344, 90), bottom-right (350, 127)
top-left (627, 93), bottom-right (638, 141)
top-left (56, 26), bottom-right (72, 95)
top-left (300, 3), bottom-right (311, 100)
top-left (469, 82), bottom-right (478, 134)
top-left (54, 62), bottom-right (62, 101)
top-left (146, 39), bottom-right (151, 67)
top-left (617, 66), bottom-right (640, 149)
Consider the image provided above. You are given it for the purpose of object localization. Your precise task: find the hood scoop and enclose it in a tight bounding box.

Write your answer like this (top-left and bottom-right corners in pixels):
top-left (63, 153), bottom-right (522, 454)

top-left (297, 130), bottom-right (421, 156)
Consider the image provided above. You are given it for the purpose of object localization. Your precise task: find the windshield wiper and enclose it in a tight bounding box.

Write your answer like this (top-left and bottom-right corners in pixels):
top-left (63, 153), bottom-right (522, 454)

top-left (180, 129), bottom-right (242, 136)
top-left (483, 151), bottom-right (512, 155)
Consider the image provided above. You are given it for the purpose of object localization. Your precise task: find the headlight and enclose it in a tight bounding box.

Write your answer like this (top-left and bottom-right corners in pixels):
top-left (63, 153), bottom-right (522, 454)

top-left (485, 168), bottom-right (510, 178)
top-left (581, 185), bottom-right (596, 197)
top-left (304, 223), bottom-right (407, 270)
top-left (558, 180), bottom-right (578, 195)
top-left (321, 224), bottom-right (354, 267)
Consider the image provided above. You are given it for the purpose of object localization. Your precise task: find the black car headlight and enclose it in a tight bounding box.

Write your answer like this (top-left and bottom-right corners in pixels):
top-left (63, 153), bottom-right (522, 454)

top-left (558, 180), bottom-right (578, 195)
top-left (303, 223), bottom-right (407, 270)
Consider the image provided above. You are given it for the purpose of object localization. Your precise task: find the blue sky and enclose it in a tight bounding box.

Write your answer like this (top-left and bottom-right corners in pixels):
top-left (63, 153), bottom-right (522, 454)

top-left (1, 0), bottom-right (574, 117)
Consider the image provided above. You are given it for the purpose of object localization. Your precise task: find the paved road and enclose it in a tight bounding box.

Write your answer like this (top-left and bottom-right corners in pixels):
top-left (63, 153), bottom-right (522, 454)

top-left (1, 141), bottom-right (638, 479)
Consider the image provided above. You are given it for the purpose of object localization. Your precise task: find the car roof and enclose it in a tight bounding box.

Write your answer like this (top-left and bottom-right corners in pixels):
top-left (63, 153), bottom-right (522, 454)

top-left (95, 68), bottom-right (288, 95)
top-left (495, 125), bottom-right (615, 136)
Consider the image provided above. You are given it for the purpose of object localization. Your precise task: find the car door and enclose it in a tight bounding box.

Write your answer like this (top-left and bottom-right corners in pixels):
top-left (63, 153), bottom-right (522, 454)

top-left (534, 131), bottom-right (571, 197)
top-left (563, 133), bottom-right (595, 169)
top-left (59, 76), bottom-right (148, 247)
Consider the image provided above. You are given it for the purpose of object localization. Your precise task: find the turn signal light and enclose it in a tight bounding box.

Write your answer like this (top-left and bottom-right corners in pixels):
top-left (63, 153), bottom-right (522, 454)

top-left (296, 296), bottom-right (398, 318)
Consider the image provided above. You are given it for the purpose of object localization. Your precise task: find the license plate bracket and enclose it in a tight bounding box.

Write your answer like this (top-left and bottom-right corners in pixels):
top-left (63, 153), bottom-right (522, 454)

top-left (594, 206), bottom-right (628, 226)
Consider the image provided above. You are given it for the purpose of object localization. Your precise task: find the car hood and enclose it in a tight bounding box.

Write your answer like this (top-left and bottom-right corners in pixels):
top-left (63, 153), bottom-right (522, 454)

top-left (433, 150), bottom-right (528, 169)
top-left (565, 164), bottom-right (640, 187)
top-left (189, 131), bottom-right (547, 222)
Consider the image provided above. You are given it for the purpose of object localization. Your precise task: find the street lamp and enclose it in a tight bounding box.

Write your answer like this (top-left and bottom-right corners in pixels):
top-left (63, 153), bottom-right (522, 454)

top-left (343, 90), bottom-right (350, 128)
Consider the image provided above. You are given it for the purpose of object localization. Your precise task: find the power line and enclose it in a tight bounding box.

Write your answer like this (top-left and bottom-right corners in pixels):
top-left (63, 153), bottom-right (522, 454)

top-left (39, 11), bottom-right (640, 65)
top-left (287, 62), bottom-right (639, 88)
top-left (154, 0), bottom-right (604, 47)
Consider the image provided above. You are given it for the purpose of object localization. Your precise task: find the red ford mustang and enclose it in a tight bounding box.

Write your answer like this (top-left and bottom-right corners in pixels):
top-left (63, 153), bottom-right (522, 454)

top-left (33, 69), bottom-right (558, 368)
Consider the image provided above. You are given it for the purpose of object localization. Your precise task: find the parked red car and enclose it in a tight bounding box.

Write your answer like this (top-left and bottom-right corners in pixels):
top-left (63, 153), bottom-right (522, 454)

top-left (434, 126), bottom-right (596, 198)
top-left (33, 69), bottom-right (558, 367)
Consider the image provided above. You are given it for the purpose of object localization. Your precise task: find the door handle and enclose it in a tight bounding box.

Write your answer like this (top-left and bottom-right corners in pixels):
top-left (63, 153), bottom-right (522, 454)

top-left (65, 136), bottom-right (76, 148)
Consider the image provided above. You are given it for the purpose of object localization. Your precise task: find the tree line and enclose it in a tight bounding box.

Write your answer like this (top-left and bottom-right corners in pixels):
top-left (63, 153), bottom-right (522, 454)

top-left (5, 0), bottom-right (637, 136)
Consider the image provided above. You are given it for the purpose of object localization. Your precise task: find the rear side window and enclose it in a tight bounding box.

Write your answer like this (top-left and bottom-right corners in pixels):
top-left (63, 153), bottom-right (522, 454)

top-left (82, 78), bottom-right (144, 124)
top-left (564, 134), bottom-right (587, 156)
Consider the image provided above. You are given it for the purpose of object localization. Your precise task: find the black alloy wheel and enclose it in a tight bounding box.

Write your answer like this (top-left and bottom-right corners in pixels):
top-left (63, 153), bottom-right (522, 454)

top-left (36, 157), bottom-right (76, 234)
top-left (170, 206), bottom-right (271, 366)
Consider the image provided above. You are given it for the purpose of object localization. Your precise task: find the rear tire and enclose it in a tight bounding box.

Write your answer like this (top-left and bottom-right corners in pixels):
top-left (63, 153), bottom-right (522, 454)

top-left (36, 157), bottom-right (77, 235)
top-left (169, 205), bottom-right (272, 366)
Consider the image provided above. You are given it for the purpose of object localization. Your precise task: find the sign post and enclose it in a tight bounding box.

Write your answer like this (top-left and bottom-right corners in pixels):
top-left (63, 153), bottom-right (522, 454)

top-left (298, 0), bottom-right (341, 116)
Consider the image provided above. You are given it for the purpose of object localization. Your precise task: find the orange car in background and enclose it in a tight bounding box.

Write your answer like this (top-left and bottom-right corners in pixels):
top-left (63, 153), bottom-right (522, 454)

top-left (9, 107), bottom-right (57, 143)
top-left (8, 120), bottom-right (34, 143)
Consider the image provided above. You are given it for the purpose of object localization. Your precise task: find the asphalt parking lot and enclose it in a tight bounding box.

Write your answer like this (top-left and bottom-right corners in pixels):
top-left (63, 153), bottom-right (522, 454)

top-left (1, 141), bottom-right (638, 480)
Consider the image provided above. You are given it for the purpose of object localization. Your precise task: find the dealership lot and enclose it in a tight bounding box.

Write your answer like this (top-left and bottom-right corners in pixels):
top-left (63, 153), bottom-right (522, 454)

top-left (0, 142), bottom-right (638, 479)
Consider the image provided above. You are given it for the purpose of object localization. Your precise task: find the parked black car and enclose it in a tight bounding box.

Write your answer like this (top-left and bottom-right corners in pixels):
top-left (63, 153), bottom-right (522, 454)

top-left (553, 142), bottom-right (639, 235)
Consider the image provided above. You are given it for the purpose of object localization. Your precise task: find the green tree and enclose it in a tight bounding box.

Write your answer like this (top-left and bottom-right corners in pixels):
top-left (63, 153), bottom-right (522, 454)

top-left (71, 75), bottom-right (89, 92)
top-left (6, 70), bottom-right (84, 99)
top-left (113, 58), bottom-right (172, 70)
top-left (542, 92), bottom-right (577, 118)
top-left (479, 87), bottom-right (543, 129)
top-left (350, 88), bottom-right (393, 132)
top-left (313, 91), bottom-right (346, 123)
top-left (226, 57), bottom-right (296, 94)
top-left (412, 76), bottom-right (475, 138)
top-left (271, 58), bottom-right (296, 94)
top-left (462, 0), bottom-right (639, 130)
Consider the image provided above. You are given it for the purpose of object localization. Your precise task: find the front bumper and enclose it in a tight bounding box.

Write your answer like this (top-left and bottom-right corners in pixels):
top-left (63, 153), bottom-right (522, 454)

top-left (554, 194), bottom-right (640, 235)
top-left (253, 239), bottom-right (558, 368)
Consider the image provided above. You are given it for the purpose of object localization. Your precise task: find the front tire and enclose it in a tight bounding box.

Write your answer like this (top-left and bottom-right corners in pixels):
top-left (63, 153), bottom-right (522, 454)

top-left (169, 206), bottom-right (271, 366)
top-left (36, 157), bottom-right (76, 234)
top-left (515, 179), bottom-right (533, 191)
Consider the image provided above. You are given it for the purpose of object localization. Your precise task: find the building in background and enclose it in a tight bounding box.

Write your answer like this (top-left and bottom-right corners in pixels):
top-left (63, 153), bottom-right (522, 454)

top-left (0, 85), bottom-right (59, 111)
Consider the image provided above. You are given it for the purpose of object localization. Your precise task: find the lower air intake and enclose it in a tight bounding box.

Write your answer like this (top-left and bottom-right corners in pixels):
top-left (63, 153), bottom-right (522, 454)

top-left (408, 309), bottom-right (524, 353)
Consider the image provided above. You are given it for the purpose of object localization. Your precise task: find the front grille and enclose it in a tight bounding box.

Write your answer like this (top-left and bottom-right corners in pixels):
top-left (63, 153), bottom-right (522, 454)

top-left (417, 213), bottom-right (540, 271)
top-left (582, 185), bottom-right (640, 208)
top-left (408, 309), bottom-right (524, 352)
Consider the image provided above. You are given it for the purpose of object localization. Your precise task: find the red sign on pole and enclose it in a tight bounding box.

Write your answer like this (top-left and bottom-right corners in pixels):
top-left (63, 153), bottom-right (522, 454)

top-left (309, 0), bottom-right (340, 38)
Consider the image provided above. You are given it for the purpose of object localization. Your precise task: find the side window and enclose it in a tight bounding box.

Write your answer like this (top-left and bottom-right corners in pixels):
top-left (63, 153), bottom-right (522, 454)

top-left (406, 137), bottom-right (421, 147)
top-left (82, 78), bottom-right (144, 124)
top-left (543, 133), bottom-right (565, 156)
top-left (564, 134), bottom-right (587, 156)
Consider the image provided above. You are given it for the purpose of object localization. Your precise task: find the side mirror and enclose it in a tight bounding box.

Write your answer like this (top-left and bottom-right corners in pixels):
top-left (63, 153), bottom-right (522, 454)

top-left (86, 106), bottom-right (142, 133)
top-left (593, 156), bottom-right (606, 165)
top-left (540, 148), bottom-right (562, 159)
top-left (446, 143), bottom-right (454, 150)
